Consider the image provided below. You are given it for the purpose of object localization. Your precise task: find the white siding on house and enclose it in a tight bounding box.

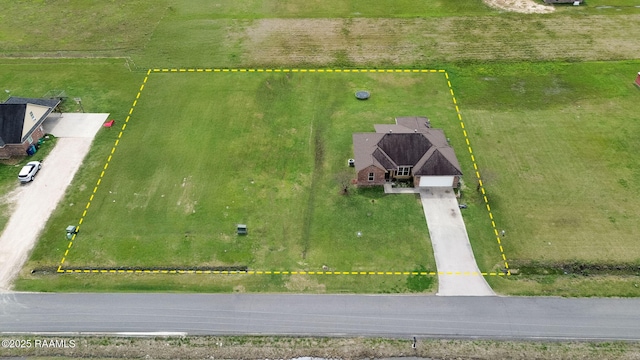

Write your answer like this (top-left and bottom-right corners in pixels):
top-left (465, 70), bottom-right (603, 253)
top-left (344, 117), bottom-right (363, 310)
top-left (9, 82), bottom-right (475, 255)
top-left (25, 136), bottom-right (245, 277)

top-left (21, 104), bottom-right (49, 139)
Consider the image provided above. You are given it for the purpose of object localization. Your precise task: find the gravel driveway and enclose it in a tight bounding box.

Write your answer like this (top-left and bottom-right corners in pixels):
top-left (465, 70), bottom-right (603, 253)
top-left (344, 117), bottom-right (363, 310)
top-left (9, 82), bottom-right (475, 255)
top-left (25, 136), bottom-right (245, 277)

top-left (0, 113), bottom-right (108, 290)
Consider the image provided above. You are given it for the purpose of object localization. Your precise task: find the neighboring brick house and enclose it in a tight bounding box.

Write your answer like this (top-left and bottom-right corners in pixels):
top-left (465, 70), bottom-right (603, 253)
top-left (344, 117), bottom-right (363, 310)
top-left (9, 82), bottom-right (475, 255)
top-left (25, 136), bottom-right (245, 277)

top-left (0, 97), bottom-right (60, 159)
top-left (352, 116), bottom-right (462, 188)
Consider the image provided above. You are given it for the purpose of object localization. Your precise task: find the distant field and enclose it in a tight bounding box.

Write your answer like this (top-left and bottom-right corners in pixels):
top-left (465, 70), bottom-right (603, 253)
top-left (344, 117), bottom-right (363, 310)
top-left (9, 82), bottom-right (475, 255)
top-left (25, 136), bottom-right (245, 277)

top-left (3, 1), bottom-right (640, 67)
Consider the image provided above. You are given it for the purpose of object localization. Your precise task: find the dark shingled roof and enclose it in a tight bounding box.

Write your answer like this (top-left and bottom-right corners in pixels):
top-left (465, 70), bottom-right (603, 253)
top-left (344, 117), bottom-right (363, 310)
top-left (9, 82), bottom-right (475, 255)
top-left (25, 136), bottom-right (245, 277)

top-left (352, 116), bottom-right (462, 176)
top-left (4, 97), bottom-right (60, 108)
top-left (0, 104), bottom-right (26, 146)
top-left (414, 148), bottom-right (463, 176)
top-left (377, 133), bottom-right (431, 166)
top-left (0, 97), bottom-right (60, 146)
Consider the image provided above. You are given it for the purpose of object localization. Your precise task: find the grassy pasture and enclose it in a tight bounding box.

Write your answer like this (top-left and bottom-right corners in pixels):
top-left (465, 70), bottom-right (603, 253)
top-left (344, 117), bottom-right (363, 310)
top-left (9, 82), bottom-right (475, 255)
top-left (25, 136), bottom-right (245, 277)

top-left (17, 71), bottom-right (477, 292)
top-left (4, 1), bottom-right (640, 68)
top-left (0, 0), bottom-right (166, 58)
top-left (451, 61), bottom-right (640, 264)
top-left (450, 61), bottom-right (640, 296)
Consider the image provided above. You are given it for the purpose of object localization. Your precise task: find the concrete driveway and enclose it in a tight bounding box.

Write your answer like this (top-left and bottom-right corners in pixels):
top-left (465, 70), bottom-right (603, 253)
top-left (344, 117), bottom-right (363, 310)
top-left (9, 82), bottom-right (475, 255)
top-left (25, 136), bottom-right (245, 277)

top-left (420, 187), bottom-right (495, 296)
top-left (42, 112), bottom-right (109, 137)
top-left (0, 113), bottom-right (108, 290)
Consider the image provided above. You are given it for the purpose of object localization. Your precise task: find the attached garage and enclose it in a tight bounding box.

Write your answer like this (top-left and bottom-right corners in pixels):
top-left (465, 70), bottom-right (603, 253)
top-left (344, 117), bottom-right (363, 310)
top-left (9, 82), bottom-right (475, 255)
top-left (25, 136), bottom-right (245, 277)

top-left (418, 176), bottom-right (455, 188)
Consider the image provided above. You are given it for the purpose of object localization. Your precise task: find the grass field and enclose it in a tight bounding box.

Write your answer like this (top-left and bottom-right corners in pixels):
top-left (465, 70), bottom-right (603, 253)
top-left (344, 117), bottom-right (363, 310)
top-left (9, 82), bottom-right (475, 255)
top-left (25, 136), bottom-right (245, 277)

top-left (16, 70), bottom-right (488, 292)
top-left (451, 61), bottom-right (640, 296)
top-left (2, 0), bottom-right (640, 296)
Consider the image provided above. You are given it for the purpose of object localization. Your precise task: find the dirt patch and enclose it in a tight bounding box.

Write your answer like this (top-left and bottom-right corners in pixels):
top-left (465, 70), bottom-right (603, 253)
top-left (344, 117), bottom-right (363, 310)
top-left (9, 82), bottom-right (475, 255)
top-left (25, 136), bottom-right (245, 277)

top-left (0, 186), bottom-right (23, 216)
top-left (484, 0), bottom-right (555, 13)
top-left (240, 16), bottom-right (640, 65)
top-left (285, 275), bottom-right (326, 292)
top-left (243, 18), bottom-right (421, 66)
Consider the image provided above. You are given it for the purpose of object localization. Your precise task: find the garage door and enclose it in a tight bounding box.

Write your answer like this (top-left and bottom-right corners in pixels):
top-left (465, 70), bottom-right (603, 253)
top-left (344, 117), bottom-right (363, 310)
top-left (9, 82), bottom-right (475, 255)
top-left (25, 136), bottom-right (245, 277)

top-left (418, 176), bottom-right (454, 187)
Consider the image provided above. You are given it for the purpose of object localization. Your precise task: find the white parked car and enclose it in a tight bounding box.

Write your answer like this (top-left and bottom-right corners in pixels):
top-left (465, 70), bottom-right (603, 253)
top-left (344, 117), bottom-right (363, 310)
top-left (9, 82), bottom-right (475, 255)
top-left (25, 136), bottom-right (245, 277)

top-left (18, 161), bottom-right (41, 183)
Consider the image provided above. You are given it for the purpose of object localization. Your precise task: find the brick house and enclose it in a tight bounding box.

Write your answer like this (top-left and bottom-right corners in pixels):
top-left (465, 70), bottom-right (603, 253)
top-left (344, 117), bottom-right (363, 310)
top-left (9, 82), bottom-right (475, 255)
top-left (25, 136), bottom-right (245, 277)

top-left (0, 97), bottom-right (60, 159)
top-left (352, 116), bottom-right (462, 188)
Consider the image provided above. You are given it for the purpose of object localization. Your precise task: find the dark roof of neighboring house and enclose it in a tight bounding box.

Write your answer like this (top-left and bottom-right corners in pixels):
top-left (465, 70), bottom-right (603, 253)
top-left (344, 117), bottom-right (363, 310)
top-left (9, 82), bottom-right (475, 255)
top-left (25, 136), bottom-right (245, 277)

top-left (4, 97), bottom-right (60, 108)
top-left (0, 97), bottom-right (60, 146)
top-left (352, 116), bottom-right (462, 176)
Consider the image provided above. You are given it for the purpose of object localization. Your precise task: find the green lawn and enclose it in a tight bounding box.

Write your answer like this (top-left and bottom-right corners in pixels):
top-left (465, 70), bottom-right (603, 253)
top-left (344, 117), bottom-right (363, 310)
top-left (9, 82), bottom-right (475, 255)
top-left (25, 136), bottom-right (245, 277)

top-left (17, 71), bottom-right (476, 292)
top-left (450, 61), bottom-right (640, 264)
top-left (450, 61), bottom-right (640, 297)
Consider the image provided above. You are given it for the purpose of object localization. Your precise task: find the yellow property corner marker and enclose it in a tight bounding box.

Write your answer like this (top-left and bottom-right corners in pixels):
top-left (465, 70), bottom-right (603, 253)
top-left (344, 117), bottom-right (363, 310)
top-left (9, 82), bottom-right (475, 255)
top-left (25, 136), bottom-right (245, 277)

top-left (444, 71), bottom-right (510, 275)
top-left (57, 68), bottom-right (508, 275)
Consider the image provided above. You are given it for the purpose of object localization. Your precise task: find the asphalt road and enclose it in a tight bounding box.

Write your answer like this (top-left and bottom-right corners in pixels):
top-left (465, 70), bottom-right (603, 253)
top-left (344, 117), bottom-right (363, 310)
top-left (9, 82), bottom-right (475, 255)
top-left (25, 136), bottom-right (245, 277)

top-left (1, 293), bottom-right (640, 340)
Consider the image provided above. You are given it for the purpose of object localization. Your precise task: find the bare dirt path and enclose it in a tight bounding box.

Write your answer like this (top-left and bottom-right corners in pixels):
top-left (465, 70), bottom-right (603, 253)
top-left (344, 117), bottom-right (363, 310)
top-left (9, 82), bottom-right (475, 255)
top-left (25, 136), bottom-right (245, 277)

top-left (0, 113), bottom-right (107, 291)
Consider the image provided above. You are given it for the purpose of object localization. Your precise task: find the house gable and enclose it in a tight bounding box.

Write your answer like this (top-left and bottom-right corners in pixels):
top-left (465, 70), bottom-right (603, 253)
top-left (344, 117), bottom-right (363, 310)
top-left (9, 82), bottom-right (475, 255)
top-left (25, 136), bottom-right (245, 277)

top-left (414, 149), bottom-right (463, 176)
top-left (372, 147), bottom-right (396, 170)
top-left (21, 103), bottom-right (50, 140)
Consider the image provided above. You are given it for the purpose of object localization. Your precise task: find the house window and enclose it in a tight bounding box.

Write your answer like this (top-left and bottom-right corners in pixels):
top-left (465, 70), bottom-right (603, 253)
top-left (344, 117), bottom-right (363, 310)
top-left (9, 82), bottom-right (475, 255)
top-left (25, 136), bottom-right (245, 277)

top-left (27, 135), bottom-right (33, 144)
top-left (29, 111), bottom-right (36, 122)
top-left (397, 166), bottom-right (412, 176)
top-left (368, 172), bottom-right (375, 181)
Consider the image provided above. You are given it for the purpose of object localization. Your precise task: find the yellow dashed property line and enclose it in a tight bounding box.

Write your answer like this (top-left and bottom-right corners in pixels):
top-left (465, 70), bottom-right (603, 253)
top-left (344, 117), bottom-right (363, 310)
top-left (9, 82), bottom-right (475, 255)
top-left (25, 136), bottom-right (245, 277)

top-left (57, 70), bottom-right (151, 272)
top-left (58, 269), bottom-right (507, 276)
top-left (444, 71), bottom-right (510, 275)
top-left (151, 68), bottom-right (447, 74)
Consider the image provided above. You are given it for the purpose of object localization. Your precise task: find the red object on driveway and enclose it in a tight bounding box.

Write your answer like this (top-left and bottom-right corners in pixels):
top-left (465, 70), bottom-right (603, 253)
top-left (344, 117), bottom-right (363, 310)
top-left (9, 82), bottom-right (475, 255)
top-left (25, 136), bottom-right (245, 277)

top-left (103, 120), bottom-right (115, 127)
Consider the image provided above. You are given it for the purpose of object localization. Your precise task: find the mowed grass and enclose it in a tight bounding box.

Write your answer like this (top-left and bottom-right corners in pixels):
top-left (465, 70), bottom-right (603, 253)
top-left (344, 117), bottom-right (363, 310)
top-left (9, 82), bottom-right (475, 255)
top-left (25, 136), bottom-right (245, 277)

top-left (0, 1), bottom-right (166, 57)
top-left (445, 61), bottom-right (640, 296)
top-left (3, 1), bottom-right (640, 69)
top-left (18, 71), bottom-right (468, 292)
top-left (137, 0), bottom-right (640, 68)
